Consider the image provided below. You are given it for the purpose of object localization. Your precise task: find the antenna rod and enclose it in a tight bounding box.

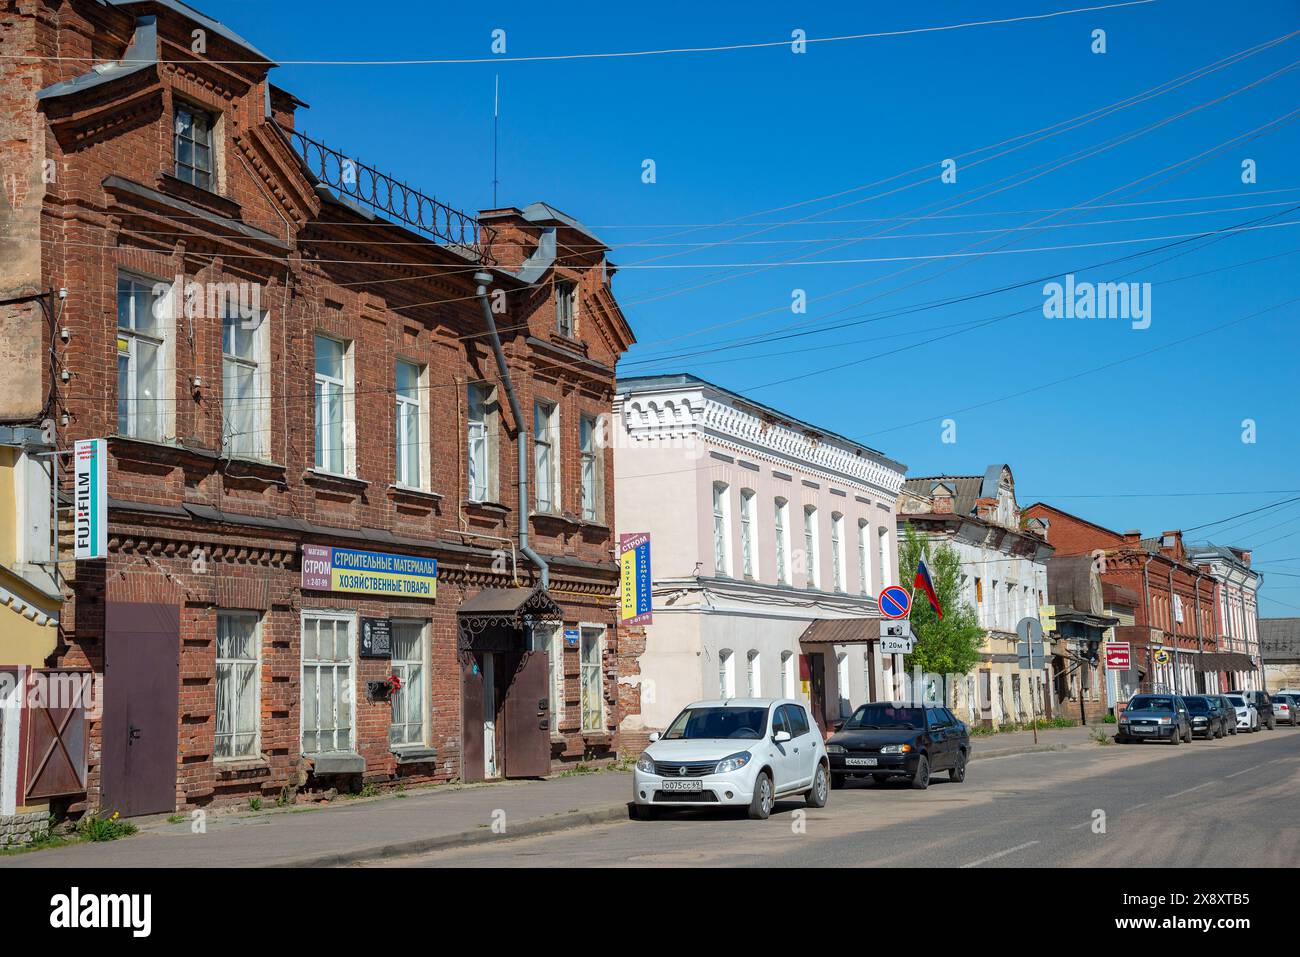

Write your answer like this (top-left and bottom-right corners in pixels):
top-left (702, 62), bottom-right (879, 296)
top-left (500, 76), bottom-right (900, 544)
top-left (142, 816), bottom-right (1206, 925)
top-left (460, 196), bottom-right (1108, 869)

top-left (492, 74), bottom-right (499, 207)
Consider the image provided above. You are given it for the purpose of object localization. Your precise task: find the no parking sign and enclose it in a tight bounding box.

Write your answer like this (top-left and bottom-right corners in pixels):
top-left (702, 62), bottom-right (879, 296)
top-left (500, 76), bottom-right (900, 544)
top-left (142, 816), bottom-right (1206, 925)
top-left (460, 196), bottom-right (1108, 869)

top-left (879, 586), bottom-right (911, 619)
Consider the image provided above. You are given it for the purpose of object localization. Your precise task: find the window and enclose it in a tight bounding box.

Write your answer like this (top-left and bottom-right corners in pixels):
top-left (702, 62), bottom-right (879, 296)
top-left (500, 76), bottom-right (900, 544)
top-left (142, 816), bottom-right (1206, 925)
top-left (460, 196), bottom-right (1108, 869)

top-left (877, 527), bottom-right (890, 588)
top-left (555, 280), bottom-right (577, 337)
top-left (774, 497), bottom-right (790, 585)
top-left (857, 519), bottom-right (870, 595)
top-left (389, 620), bottom-right (426, 747)
top-left (712, 482), bottom-right (731, 577)
top-left (467, 383), bottom-right (491, 502)
top-left (215, 611), bottom-right (259, 760)
top-left (787, 704), bottom-right (810, 737)
top-left (781, 650), bottom-right (795, 699)
top-left (719, 649), bottom-right (736, 698)
top-left (804, 505), bottom-right (820, 589)
top-left (533, 622), bottom-right (563, 733)
top-left (395, 360), bottom-right (425, 488)
top-left (116, 275), bottom-right (165, 441)
top-left (301, 613), bottom-right (354, 754)
top-left (746, 650), bottom-right (761, 697)
top-left (771, 705), bottom-right (791, 738)
top-left (975, 577), bottom-right (984, 604)
top-left (533, 400), bottom-right (560, 513)
top-left (831, 512), bottom-right (845, 592)
top-left (221, 308), bottom-right (267, 458)
top-left (580, 626), bottom-right (605, 731)
top-left (313, 334), bottom-right (350, 475)
top-left (740, 489), bottom-right (757, 579)
top-left (174, 103), bottom-right (214, 190)
top-left (837, 652), bottom-right (851, 717)
top-left (580, 414), bottom-right (601, 522)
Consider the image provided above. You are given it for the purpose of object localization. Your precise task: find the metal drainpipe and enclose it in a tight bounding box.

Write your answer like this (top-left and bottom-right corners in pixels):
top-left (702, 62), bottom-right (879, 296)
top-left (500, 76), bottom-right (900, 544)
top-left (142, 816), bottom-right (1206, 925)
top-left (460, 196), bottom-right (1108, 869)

top-left (474, 271), bottom-right (550, 589)
top-left (1194, 570), bottom-right (1205, 691)
top-left (1142, 554), bottom-right (1156, 691)
top-left (1168, 564), bottom-right (1180, 693)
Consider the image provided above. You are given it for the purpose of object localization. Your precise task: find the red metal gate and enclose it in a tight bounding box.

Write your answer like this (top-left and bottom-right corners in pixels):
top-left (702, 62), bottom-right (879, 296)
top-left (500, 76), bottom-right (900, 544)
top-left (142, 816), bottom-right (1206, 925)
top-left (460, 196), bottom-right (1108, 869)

top-left (24, 669), bottom-right (90, 801)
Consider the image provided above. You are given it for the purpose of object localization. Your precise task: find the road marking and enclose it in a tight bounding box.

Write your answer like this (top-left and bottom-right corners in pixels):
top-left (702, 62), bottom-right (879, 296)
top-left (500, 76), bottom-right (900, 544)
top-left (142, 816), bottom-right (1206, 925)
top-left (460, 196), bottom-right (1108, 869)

top-left (1164, 781), bottom-right (1215, 799)
top-left (1128, 801), bottom-right (1150, 811)
top-left (960, 840), bottom-right (1039, 868)
top-left (1225, 763), bottom-right (1265, 779)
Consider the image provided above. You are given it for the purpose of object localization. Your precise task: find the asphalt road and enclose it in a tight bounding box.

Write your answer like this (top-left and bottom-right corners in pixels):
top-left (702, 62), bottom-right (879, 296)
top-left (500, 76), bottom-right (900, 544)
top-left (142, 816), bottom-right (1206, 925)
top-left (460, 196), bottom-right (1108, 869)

top-left (363, 727), bottom-right (1300, 867)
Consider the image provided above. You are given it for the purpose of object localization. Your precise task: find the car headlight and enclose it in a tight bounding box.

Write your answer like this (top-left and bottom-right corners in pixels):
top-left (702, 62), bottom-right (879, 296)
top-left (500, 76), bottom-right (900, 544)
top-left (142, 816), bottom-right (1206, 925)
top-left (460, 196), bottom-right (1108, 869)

top-left (1156, 717), bottom-right (1171, 725)
top-left (880, 743), bottom-right (913, 754)
top-left (635, 753), bottom-right (656, 774)
top-left (714, 751), bottom-right (751, 774)
top-left (826, 744), bottom-right (846, 754)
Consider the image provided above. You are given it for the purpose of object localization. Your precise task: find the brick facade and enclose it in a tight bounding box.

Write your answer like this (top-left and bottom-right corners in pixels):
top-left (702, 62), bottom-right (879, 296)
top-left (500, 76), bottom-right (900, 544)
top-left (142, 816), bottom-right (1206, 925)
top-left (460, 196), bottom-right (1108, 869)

top-left (4, 0), bottom-right (636, 813)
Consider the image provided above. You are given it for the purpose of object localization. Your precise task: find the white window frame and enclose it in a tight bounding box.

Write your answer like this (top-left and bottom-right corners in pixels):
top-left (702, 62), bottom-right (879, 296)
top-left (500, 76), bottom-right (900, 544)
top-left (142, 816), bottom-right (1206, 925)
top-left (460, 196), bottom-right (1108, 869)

top-left (313, 333), bottom-right (354, 476)
top-left (467, 383), bottom-right (491, 502)
top-left (739, 489), bottom-right (758, 580)
top-left (719, 648), bottom-right (736, 698)
top-left (579, 623), bottom-right (605, 732)
top-left (215, 610), bottom-right (261, 761)
top-left (746, 649), bottom-right (761, 697)
top-left (300, 610), bottom-right (357, 756)
top-left (580, 414), bottom-right (601, 522)
top-left (780, 650), bottom-right (796, 699)
top-left (116, 272), bottom-right (173, 442)
top-left (389, 619), bottom-right (429, 748)
top-left (221, 308), bottom-right (270, 460)
top-left (857, 519), bottom-right (870, 595)
top-left (774, 497), bottom-right (790, 585)
top-left (174, 100), bottom-right (216, 190)
top-left (556, 279), bottom-right (577, 337)
top-left (877, 526), bottom-right (890, 589)
top-left (394, 359), bottom-right (429, 490)
top-left (804, 505), bottom-right (820, 590)
top-left (831, 512), bottom-right (845, 592)
top-left (533, 399), bottom-right (560, 514)
top-left (712, 481), bottom-right (732, 577)
top-left (532, 621), bottom-right (564, 735)
top-left (837, 652), bottom-right (851, 717)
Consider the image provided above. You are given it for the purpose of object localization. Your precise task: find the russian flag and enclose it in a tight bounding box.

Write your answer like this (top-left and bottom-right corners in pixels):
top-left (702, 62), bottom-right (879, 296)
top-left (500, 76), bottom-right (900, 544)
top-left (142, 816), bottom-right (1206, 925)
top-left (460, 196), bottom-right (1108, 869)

top-left (914, 557), bottom-right (943, 619)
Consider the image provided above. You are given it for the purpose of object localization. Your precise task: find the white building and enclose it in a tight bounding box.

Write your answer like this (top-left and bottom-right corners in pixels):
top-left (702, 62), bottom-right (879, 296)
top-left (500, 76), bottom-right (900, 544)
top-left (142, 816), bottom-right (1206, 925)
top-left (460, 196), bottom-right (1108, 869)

top-left (1187, 543), bottom-right (1263, 692)
top-left (613, 374), bottom-right (907, 736)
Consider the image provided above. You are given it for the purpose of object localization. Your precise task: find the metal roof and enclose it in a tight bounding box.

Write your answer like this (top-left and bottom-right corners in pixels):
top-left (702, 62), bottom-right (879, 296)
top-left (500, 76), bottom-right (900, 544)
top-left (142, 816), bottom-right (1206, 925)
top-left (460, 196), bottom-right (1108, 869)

top-left (798, 618), bottom-right (881, 645)
top-left (106, 0), bottom-right (273, 63)
top-left (1261, 618), bottom-right (1300, 660)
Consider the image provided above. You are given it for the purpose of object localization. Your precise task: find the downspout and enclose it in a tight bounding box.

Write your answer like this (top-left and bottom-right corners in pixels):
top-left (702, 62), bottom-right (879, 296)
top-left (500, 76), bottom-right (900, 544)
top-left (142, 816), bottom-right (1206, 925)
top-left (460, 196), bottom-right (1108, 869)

top-left (474, 271), bottom-right (550, 588)
top-left (1194, 569), bottom-right (1205, 691)
top-left (1168, 564), bottom-right (1180, 694)
top-left (1142, 554), bottom-right (1156, 691)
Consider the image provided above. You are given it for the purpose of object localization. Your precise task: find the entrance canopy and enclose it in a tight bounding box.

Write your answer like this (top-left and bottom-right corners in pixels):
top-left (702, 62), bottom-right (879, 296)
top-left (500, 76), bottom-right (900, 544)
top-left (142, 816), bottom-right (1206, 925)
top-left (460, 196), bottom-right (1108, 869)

top-left (457, 586), bottom-right (563, 651)
top-left (798, 617), bottom-right (879, 645)
top-left (1190, 651), bottom-right (1255, 673)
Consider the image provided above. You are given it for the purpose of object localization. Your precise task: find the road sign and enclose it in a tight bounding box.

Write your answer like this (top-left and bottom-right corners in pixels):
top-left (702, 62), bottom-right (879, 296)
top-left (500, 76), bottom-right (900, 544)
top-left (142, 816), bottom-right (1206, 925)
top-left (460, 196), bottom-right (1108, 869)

top-left (1016, 617), bottom-right (1046, 671)
top-left (879, 619), bottom-right (914, 654)
top-left (1153, 648), bottom-right (1171, 665)
top-left (1104, 641), bottom-right (1131, 670)
top-left (879, 586), bottom-right (911, 619)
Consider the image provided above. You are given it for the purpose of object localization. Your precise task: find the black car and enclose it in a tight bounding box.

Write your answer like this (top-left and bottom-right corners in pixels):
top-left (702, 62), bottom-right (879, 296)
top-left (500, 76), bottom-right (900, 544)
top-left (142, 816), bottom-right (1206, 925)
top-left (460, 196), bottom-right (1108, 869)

top-left (826, 702), bottom-right (969, 791)
top-left (1231, 690), bottom-right (1276, 730)
top-left (1183, 695), bottom-right (1226, 739)
top-left (1208, 695), bottom-right (1239, 735)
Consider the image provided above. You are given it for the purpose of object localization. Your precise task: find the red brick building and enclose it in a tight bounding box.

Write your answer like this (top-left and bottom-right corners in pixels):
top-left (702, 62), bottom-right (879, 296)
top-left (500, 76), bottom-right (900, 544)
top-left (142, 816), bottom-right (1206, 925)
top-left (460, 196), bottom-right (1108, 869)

top-left (1023, 504), bottom-right (1238, 697)
top-left (1, 0), bottom-right (635, 815)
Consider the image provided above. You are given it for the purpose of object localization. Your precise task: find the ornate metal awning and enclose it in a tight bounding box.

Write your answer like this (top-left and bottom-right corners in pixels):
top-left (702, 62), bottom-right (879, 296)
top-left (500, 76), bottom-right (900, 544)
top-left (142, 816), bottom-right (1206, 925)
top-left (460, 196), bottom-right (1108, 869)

top-left (457, 586), bottom-right (563, 650)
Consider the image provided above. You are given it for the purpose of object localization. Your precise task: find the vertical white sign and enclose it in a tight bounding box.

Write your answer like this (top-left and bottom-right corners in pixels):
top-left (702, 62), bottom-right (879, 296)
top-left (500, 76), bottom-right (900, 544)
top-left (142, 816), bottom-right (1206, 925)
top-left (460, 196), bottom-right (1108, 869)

top-left (74, 439), bottom-right (107, 560)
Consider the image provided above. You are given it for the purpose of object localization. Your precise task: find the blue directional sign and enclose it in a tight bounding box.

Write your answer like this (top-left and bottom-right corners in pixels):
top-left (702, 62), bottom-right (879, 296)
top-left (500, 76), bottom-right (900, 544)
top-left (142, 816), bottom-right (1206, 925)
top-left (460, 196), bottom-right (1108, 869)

top-left (879, 586), bottom-right (911, 620)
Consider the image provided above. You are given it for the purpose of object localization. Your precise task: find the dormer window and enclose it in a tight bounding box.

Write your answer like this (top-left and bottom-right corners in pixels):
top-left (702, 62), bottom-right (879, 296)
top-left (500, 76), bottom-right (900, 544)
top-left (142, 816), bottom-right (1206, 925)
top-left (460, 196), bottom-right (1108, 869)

top-left (174, 103), bottom-right (214, 190)
top-left (555, 280), bottom-right (576, 338)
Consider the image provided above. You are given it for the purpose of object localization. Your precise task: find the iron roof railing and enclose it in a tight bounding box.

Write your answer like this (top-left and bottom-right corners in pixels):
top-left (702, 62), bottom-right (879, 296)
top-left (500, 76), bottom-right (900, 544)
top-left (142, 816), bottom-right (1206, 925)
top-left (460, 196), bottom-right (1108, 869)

top-left (282, 125), bottom-right (494, 262)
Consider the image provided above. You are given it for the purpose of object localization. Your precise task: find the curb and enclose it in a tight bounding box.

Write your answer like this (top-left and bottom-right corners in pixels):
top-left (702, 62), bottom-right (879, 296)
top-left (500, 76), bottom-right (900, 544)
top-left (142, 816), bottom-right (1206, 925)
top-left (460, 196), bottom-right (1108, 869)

top-left (271, 804), bottom-right (631, 868)
top-left (969, 742), bottom-right (1075, 761)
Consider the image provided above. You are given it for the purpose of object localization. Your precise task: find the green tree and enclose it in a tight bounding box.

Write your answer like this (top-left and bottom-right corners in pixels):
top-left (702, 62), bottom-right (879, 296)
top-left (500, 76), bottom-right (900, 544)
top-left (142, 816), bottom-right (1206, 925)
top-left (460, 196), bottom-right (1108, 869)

top-left (896, 524), bottom-right (985, 700)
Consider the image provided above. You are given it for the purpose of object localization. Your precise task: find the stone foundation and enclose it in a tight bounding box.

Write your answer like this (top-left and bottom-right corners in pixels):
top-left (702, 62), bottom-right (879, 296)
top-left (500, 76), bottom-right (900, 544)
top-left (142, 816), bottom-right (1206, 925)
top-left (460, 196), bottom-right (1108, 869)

top-left (0, 810), bottom-right (50, 847)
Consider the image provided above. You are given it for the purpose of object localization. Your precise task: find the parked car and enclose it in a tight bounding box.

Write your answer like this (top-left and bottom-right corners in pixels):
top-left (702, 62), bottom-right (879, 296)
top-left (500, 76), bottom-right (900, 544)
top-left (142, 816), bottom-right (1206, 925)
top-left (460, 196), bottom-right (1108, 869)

top-left (1183, 695), bottom-right (1226, 739)
top-left (1224, 693), bottom-right (1259, 732)
top-left (1116, 693), bottom-right (1193, 744)
top-left (1231, 690), bottom-right (1275, 730)
top-left (632, 699), bottom-right (830, 820)
top-left (1272, 693), bottom-right (1300, 727)
top-left (1208, 695), bottom-right (1239, 735)
top-left (825, 702), bottom-right (970, 790)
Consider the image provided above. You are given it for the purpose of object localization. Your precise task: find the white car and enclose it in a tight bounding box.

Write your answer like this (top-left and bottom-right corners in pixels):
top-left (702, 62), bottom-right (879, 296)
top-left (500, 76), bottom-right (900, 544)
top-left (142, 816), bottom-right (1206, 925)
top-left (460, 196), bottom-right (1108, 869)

top-left (1224, 694), bottom-right (1259, 732)
top-left (632, 698), bottom-right (830, 820)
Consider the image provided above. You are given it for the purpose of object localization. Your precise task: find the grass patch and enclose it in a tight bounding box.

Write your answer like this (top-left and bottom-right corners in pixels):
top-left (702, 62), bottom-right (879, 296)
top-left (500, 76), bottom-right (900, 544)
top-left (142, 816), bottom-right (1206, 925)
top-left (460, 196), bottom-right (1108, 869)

top-left (76, 812), bottom-right (137, 843)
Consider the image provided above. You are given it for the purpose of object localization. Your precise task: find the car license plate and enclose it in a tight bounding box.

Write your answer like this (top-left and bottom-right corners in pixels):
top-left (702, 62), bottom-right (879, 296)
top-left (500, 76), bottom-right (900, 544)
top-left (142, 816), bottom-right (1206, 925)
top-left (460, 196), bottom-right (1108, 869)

top-left (1133, 727), bottom-right (1154, 733)
top-left (845, 757), bottom-right (878, 766)
top-left (660, 779), bottom-right (703, 792)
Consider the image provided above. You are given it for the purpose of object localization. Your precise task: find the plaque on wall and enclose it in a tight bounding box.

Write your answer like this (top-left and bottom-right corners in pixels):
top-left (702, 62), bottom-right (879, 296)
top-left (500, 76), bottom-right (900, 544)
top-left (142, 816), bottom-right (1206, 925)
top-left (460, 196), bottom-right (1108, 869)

top-left (360, 617), bottom-right (393, 659)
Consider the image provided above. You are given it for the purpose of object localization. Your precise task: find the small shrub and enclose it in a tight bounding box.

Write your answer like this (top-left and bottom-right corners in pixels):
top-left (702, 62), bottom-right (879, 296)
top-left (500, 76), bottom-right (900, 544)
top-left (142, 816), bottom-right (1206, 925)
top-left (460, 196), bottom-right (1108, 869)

top-left (76, 812), bottom-right (137, 843)
top-left (248, 797), bottom-right (262, 811)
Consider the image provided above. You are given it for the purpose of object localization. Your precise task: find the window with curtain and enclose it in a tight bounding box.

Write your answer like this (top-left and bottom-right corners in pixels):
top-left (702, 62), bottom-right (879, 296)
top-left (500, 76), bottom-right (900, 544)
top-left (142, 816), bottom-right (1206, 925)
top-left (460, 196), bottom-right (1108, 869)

top-left (301, 614), bottom-right (354, 754)
top-left (740, 489), bottom-right (757, 579)
top-left (580, 414), bottom-right (600, 521)
top-left (580, 626), bottom-right (604, 731)
top-left (712, 482), bottom-right (731, 577)
top-left (857, 519), bottom-right (870, 595)
top-left (389, 620), bottom-right (426, 747)
top-left (534, 400), bottom-right (559, 513)
top-left (116, 274), bottom-right (164, 441)
top-left (719, 649), bottom-right (735, 698)
top-left (395, 360), bottom-right (423, 488)
top-left (174, 103), bottom-right (214, 189)
top-left (831, 512), bottom-right (845, 592)
top-left (221, 308), bottom-right (264, 458)
top-left (774, 497), bottom-right (789, 585)
top-left (313, 334), bottom-right (347, 474)
top-left (746, 650), bottom-right (761, 697)
top-left (215, 611), bottom-right (259, 760)
top-left (804, 505), bottom-right (820, 589)
top-left (467, 383), bottom-right (490, 502)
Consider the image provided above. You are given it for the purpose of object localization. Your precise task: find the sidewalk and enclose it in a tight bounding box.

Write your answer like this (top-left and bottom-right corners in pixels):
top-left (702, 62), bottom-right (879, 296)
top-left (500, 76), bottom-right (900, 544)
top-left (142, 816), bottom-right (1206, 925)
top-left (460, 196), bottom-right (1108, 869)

top-left (0, 726), bottom-right (1100, 868)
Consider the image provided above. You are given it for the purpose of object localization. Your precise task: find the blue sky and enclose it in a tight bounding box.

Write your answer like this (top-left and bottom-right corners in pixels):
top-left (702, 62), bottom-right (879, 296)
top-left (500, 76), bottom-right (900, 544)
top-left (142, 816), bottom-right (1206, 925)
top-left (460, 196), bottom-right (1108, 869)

top-left (203, 0), bottom-right (1300, 613)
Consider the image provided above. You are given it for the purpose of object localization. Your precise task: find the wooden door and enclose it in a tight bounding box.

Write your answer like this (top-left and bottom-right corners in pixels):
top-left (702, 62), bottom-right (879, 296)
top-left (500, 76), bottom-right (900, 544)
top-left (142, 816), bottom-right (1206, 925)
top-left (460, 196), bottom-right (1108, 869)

top-left (502, 651), bottom-right (550, 778)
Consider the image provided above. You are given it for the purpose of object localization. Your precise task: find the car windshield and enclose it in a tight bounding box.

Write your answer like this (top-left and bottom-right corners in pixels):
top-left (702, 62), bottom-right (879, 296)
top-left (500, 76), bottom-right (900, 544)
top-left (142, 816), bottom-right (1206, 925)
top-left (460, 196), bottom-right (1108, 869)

top-left (1273, 695), bottom-right (1290, 704)
top-left (1127, 696), bottom-right (1175, 712)
top-left (1185, 698), bottom-right (1209, 713)
top-left (663, 706), bottom-right (768, 740)
top-left (1226, 695), bottom-right (1245, 707)
top-left (843, 704), bottom-right (925, 730)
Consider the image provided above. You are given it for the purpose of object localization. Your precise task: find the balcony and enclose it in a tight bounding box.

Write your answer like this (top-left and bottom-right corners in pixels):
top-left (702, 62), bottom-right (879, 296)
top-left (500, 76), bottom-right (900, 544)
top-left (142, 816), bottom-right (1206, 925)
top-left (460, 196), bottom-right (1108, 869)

top-left (280, 125), bottom-right (494, 262)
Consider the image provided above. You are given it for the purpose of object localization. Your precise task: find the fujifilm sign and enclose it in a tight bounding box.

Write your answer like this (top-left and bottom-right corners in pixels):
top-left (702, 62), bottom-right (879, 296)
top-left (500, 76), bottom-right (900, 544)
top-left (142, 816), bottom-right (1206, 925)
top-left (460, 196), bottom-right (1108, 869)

top-left (74, 439), bottom-right (107, 561)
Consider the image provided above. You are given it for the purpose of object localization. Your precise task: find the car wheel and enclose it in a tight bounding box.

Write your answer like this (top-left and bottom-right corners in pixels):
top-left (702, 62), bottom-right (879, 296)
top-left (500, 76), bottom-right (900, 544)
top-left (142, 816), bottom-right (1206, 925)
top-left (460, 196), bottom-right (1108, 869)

top-left (747, 772), bottom-right (773, 820)
top-left (910, 755), bottom-right (931, 790)
top-left (1268, 717), bottom-right (1276, 731)
top-left (1170, 729), bottom-right (1181, 745)
top-left (949, 749), bottom-right (967, 783)
top-left (806, 763), bottom-right (829, 808)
